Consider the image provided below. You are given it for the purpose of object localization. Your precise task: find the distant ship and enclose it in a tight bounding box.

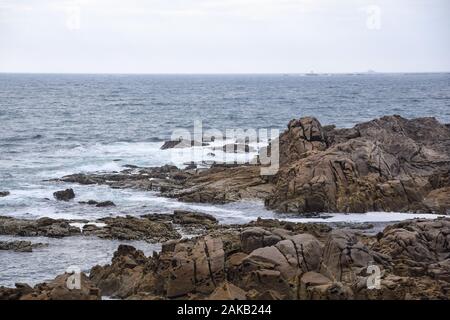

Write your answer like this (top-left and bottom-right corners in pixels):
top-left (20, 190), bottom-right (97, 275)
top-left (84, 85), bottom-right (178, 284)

top-left (305, 70), bottom-right (319, 76)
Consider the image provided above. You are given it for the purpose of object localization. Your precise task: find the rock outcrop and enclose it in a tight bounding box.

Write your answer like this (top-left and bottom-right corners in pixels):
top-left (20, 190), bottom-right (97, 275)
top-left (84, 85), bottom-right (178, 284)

top-left (58, 116), bottom-right (450, 214)
top-left (0, 216), bottom-right (82, 237)
top-left (266, 115), bottom-right (450, 214)
top-left (0, 240), bottom-right (48, 252)
top-left (0, 273), bottom-right (100, 300)
top-left (53, 188), bottom-right (75, 201)
top-left (86, 218), bottom-right (450, 300)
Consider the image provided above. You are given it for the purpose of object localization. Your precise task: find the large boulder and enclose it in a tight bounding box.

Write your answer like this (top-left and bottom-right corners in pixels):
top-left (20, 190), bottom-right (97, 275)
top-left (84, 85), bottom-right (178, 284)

top-left (267, 115), bottom-right (450, 214)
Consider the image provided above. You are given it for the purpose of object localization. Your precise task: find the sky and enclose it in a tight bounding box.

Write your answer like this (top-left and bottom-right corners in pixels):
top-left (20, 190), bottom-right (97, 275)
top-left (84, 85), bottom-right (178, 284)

top-left (0, 0), bottom-right (449, 73)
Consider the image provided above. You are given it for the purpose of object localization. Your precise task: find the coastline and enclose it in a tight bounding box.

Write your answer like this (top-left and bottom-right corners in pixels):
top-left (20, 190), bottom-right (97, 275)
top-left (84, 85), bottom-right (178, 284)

top-left (1, 114), bottom-right (449, 299)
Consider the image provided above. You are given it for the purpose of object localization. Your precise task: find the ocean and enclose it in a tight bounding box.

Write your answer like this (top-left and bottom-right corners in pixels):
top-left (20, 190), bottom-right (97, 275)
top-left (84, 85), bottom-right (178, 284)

top-left (0, 73), bottom-right (449, 286)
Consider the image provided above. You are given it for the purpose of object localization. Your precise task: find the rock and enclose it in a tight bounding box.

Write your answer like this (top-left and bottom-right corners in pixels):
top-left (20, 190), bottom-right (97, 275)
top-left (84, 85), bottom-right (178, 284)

top-left (85, 218), bottom-right (449, 300)
top-left (240, 227), bottom-right (282, 254)
top-left (0, 191), bottom-right (10, 197)
top-left (267, 115), bottom-right (450, 214)
top-left (207, 282), bottom-right (247, 300)
top-left (0, 216), bottom-right (81, 238)
top-left (372, 218), bottom-right (450, 277)
top-left (0, 273), bottom-right (100, 300)
top-left (0, 215), bottom-right (181, 242)
top-left (53, 188), bottom-right (75, 201)
top-left (161, 139), bottom-right (208, 150)
top-left (172, 210), bottom-right (218, 228)
top-left (95, 201), bottom-right (116, 207)
top-left (163, 165), bottom-right (274, 204)
top-left (89, 245), bottom-right (149, 298)
top-left (91, 215), bottom-right (181, 242)
top-left (0, 240), bottom-right (47, 252)
top-left (320, 230), bottom-right (391, 283)
top-left (90, 236), bottom-right (226, 299)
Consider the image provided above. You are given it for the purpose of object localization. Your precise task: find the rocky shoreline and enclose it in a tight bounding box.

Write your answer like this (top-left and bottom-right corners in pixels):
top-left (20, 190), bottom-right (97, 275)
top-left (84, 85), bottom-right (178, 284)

top-left (0, 115), bottom-right (449, 300)
top-left (1, 217), bottom-right (449, 300)
top-left (57, 115), bottom-right (450, 215)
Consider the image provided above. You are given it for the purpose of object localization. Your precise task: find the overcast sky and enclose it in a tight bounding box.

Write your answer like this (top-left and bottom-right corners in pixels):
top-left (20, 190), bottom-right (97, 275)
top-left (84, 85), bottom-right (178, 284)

top-left (0, 0), bottom-right (449, 73)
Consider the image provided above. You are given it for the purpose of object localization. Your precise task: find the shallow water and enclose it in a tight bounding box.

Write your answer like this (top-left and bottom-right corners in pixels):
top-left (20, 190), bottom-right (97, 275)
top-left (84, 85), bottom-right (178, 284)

top-left (0, 235), bottom-right (161, 287)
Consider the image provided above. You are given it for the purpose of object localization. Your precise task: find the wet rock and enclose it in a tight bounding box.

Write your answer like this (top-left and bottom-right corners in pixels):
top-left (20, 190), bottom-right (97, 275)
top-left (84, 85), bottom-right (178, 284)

top-left (163, 165), bottom-right (274, 204)
top-left (161, 139), bottom-right (208, 150)
top-left (0, 191), bottom-right (10, 197)
top-left (267, 115), bottom-right (450, 214)
top-left (0, 240), bottom-right (47, 252)
top-left (95, 201), bottom-right (116, 207)
top-left (0, 216), bottom-right (81, 238)
top-left (172, 210), bottom-right (218, 228)
top-left (53, 188), bottom-right (75, 201)
top-left (91, 215), bottom-right (181, 242)
top-left (0, 273), bottom-right (100, 300)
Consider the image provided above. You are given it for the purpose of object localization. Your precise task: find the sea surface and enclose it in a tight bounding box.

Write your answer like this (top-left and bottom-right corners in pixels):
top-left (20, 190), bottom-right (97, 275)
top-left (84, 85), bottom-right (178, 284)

top-left (0, 73), bottom-right (449, 287)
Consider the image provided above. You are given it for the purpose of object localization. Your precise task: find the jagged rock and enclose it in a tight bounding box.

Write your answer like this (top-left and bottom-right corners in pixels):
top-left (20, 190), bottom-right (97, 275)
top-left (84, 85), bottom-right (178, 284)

top-left (237, 233), bottom-right (323, 299)
top-left (0, 191), bottom-right (10, 197)
top-left (85, 219), bottom-right (450, 300)
top-left (372, 218), bottom-right (450, 277)
top-left (164, 166), bottom-right (273, 204)
top-left (172, 210), bottom-right (218, 228)
top-left (267, 115), bottom-right (450, 214)
top-left (278, 117), bottom-right (328, 166)
top-left (207, 282), bottom-right (247, 300)
top-left (53, 188), bottom-right (75, 201)
top-left (320, 230), bottom-right (391, 283)
top-left (0, 273), bottom-right (100, 300)
top-left (89, 245), bottom-right (149, 298)
top-left (0, 216), bottom-right (81, 237)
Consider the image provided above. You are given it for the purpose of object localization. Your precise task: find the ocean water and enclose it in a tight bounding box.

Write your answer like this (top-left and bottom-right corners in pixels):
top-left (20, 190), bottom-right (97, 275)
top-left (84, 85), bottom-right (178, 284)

top-left (0, 73), bottom-right (449, 287)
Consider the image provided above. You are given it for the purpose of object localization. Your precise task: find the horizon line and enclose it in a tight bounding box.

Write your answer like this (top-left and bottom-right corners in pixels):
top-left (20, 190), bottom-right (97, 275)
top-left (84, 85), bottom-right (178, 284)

top-left (1, 71), bottom-right (449, 76)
